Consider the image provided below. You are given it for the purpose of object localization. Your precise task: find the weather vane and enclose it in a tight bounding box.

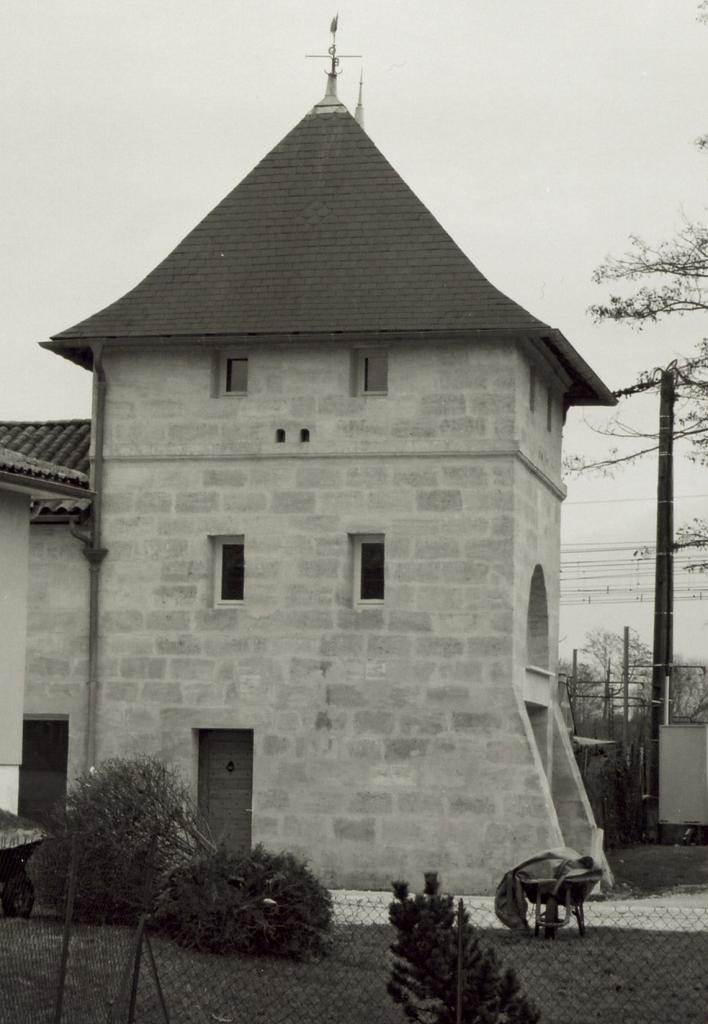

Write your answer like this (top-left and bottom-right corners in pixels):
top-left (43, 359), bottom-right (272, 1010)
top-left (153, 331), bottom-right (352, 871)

top-left (306, 15), bottom-right (361, 77)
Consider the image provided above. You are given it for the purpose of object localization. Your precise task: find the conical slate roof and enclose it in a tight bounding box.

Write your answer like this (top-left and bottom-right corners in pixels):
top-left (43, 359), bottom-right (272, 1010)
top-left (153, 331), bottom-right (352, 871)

top-left (52, 107), bottom-right (546, 345)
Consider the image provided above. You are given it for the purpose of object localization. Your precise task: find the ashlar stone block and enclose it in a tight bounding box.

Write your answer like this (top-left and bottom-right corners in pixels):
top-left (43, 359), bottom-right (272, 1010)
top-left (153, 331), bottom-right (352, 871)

top-left (333, 817), bottom-right (376, 842)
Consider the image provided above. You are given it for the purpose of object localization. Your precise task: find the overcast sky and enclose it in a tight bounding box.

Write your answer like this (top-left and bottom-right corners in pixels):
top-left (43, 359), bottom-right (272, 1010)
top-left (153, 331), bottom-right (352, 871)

top-left (2, 0), bottom-right (707, 660)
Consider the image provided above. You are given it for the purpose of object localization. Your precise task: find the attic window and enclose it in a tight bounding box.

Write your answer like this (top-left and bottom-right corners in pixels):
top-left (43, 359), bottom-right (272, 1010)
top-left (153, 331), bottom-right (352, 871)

top-left (224, 357), bottom-right (248, 395)
top-left (360, 352), bottom-right (388, 395)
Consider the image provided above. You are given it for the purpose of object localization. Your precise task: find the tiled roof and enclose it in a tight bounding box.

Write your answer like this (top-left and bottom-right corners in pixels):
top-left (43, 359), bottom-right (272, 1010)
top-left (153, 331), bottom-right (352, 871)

top-left (0, 444), bottom-right (89, 488)
top-left (52, 108), bottom-right (547, 344)
top-left (0, 420), bottom-right (91, 475)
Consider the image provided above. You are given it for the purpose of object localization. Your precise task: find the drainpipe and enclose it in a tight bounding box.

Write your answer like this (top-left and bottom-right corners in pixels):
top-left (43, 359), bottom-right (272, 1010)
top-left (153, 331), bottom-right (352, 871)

top-left (71, 344), bottom-right (108, 771)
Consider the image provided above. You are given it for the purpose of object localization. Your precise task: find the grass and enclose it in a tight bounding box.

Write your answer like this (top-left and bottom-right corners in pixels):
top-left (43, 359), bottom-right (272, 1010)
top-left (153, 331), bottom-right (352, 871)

top-left (485, 926), bottom-right (708, 1024)
top-left (605, 844), bottom-right (708, 896)
top-left (1, 912), bottom-right (707, 1023)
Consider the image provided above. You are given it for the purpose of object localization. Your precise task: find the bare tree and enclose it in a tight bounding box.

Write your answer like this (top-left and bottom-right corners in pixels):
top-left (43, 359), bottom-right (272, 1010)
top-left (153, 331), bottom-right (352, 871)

top-left (560, 629), bottom-right (652, 739)
top-left (671, 659), bottom-right (708, 722)
top-left (590, 224), bottom-right (708, 326)
top-left (576, 3), bottom-right (708, 564)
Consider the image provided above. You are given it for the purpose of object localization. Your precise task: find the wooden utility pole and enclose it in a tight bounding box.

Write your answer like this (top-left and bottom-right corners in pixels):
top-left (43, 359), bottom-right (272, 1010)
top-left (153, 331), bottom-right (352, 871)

top-left (649, 367), bottom-right (675, 832)
top-left (622, 626), bottom-right (630, 753)
top-left (571, 649), bottom-right (578, 699)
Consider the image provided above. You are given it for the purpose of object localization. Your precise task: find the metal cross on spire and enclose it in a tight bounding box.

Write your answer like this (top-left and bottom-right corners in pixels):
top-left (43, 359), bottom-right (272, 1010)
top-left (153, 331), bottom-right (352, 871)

top-left (306, 14), bottom-right (361, 80)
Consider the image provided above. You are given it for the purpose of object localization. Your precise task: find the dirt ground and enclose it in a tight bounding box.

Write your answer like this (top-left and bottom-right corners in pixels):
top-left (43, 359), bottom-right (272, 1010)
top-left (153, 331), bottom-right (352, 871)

top-left (605, 844), bottom-right (708, 896)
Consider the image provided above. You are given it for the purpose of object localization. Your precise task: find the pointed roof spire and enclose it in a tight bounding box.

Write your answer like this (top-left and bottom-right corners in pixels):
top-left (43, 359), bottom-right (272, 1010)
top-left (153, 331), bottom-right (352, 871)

top-left (324, 14), bottom-right (339, 100)
top-left (328, 14), bottom-right (339, 72)
top-left (306, 15), bottom-right (360, 114)
top-left (355, 68), bottom-right (365, 129)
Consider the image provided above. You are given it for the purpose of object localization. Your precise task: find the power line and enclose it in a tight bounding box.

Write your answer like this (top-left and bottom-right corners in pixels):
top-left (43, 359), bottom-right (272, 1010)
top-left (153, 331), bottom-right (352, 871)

top-left (560, 535), bottom-right (707, 606)
top-left (562, 541), bottom-right (654, 551)
top-left (561, 598), bottom-right (704, 602)
top-left (564, 493), bottom-right (708, 506)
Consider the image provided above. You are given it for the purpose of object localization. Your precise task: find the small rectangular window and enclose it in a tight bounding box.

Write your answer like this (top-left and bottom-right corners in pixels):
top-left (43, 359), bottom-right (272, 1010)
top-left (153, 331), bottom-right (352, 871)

top-left (213, 536), bottom-right (245, 604)
top-left (360, 352), bottom-right (388, 394)
top-left (546, 389), bottom-right (553, 432)
top-left (529, 365), bottom-right (536, 412)
top-left (352, 533), bottom-right (385, 604)
top-left (225, 357), bottom-right (248, 395)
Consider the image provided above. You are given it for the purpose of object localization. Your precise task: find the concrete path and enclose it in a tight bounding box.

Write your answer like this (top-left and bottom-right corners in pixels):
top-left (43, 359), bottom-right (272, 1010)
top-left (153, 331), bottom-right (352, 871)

top-left (331, 887), bottom-right (708, 931)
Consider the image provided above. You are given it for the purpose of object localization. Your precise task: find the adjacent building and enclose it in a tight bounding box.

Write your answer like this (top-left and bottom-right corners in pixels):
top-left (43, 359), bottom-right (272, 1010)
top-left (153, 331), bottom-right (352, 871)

top-left (0, 441), bottom-right (90, 814)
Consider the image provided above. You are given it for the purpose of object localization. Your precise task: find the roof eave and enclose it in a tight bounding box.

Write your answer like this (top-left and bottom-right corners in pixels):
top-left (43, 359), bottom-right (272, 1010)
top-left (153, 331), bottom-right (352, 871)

top-left (43, 325), bottom-right (548, 361)
top-left (41, 339), bottom-right (94, 370)
top-left (540, 330), bottom-right (616, 408)
top-left (43, 326), bottom-right (614, 407)
top-left (42, 326), bottom-right (615, 406)
top-left (0, 471), bottom-right (94, 502)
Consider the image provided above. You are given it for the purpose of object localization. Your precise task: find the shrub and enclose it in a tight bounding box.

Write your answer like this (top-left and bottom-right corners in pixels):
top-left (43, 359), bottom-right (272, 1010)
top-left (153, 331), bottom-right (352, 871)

top-left (388, 873), bottom-right (539, 1024)
top-left (154, 844), bottom-right (332, 959)
top-left (30, 756), bottom-right (213, 923)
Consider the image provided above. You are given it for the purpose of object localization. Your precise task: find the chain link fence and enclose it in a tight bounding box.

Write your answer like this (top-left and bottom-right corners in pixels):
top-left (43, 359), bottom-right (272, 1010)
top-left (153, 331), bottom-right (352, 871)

top-left (1, 876), bottom-right (707, 1023)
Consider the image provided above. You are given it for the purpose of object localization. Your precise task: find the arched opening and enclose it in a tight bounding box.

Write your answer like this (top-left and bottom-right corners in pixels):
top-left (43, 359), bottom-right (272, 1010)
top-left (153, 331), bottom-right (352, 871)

top-left (300, 428), bottom-right (310, 442)
top-left (527, 564), bottom-right (549, 669)
top-left (275, 429), bottom-right (286, 443)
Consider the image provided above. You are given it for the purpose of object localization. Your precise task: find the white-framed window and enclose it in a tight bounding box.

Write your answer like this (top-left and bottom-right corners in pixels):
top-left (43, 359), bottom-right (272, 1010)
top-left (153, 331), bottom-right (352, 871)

top-left (221, 354), bottom-right (248, 395)
top-left (351, 533), bottom-right (385, 604)
top-left (212, 535), bottom-right (245, 604)
top-left (359, 351), bottom-right (388, 395)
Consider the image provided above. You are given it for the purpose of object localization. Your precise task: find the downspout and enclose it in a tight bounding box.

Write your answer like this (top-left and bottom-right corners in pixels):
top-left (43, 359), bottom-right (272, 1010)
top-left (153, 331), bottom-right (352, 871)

top-left (71, 344), bottom-right (108, 770)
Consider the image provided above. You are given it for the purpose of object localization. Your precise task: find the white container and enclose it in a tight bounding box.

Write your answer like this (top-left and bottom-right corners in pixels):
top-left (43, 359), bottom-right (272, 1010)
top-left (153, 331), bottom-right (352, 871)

top-left (659, 724), bottom-right (708, 825)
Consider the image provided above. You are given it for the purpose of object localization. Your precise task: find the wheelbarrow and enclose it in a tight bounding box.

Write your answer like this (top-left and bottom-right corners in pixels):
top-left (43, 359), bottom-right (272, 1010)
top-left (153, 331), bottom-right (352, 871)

top-left (0, 819), bottom-right (44, 918)
top-left (494, 847), bottom-right (603, 939)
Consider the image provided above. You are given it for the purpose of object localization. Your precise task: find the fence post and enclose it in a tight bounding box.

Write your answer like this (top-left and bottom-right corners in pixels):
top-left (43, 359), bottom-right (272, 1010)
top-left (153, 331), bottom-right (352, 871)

top-left (53, 836), bottom-right (79, 1024)
top-left (126, 915), bottom-right (148, 1024)
top-left (456, 898), bottom-right (464, 1024)
top-left (143, 930), bottom-right (171, 1024)
top-left (125, 836), bottom-right (158, 1023)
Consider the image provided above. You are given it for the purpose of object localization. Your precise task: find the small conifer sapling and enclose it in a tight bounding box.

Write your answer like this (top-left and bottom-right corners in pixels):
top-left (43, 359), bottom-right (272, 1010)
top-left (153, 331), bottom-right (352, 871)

top-left (388, 873), bottom-right (539, 1024)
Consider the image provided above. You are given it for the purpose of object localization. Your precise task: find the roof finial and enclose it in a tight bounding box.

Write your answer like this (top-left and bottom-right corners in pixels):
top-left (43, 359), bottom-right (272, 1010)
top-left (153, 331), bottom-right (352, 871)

top-left (328, 14), bottom-right (339, 78)
top-left (306, 16), bottom-right (361, 108)
top-left (354, 67), bottom-right (365, 129)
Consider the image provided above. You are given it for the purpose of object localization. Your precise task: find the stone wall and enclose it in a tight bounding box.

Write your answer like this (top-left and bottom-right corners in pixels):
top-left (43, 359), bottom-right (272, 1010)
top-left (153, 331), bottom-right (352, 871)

top-left (64, 338), bottom-right (566, 891)
top-left (25, 524), bottom-right (89, 782)
top-left (20, 336), bottom-right (592, 890)
top-left (0, 490), bottom-right (31, 813)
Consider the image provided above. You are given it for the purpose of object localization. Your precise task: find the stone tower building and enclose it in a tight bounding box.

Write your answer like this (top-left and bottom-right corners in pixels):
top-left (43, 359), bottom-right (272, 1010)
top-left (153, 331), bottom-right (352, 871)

top-left (24, 75), bottom-right (613, 891)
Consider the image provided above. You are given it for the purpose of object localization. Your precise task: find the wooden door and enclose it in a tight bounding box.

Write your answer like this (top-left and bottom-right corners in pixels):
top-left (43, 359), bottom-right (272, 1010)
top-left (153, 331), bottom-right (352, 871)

top-left (198, 730), bottom-right (253, 851)
top-left (18, 719), bottom-right (68, 824)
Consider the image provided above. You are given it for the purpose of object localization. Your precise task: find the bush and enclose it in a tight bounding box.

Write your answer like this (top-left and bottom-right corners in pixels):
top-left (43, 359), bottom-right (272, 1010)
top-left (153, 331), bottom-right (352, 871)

top-left (30, 756), bottom-right (213, 923)
top-left (388, 873), bottom-right (539, 1024)
top-left (154, 844), bottom-right (332, 959)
